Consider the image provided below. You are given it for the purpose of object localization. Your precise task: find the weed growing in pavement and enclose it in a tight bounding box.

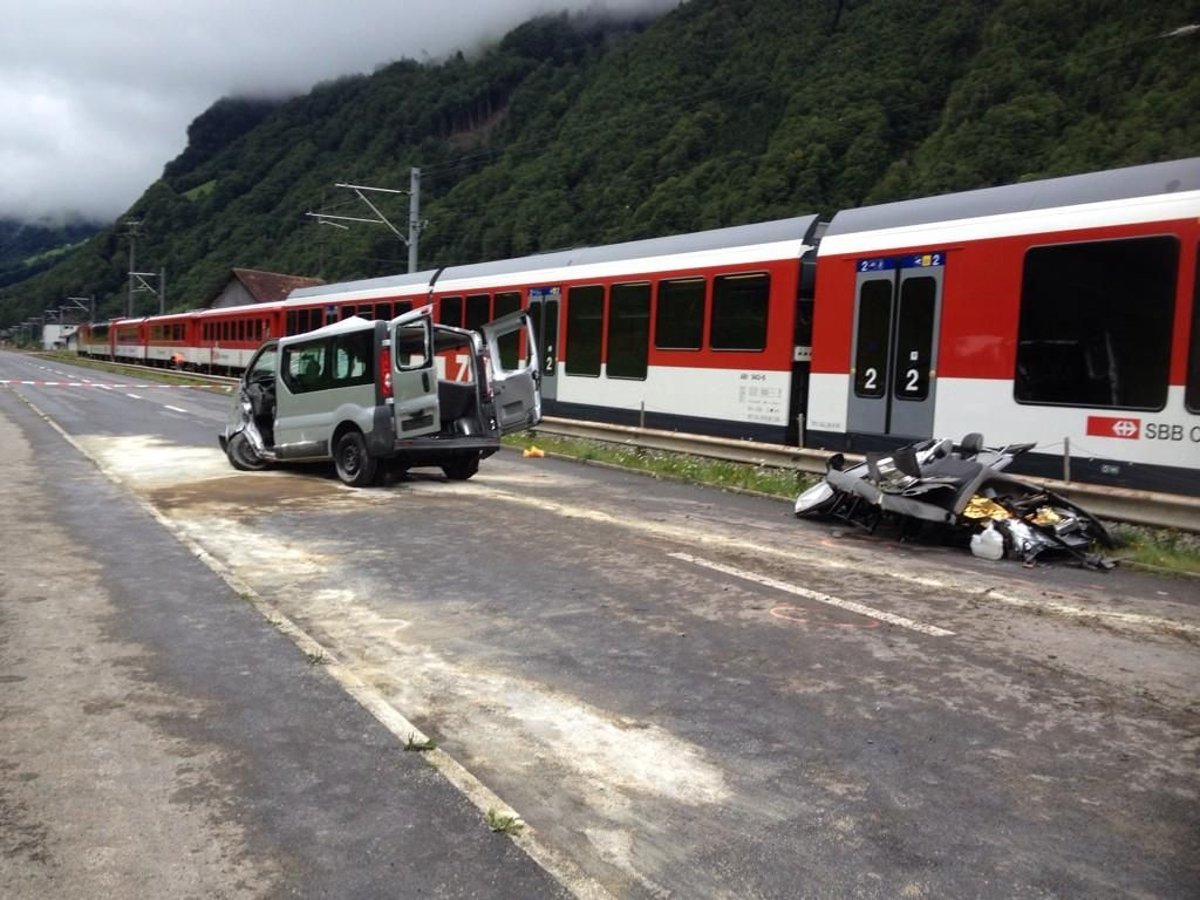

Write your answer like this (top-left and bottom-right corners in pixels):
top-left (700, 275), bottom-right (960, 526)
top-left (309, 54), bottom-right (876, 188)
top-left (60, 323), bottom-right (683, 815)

top-left (404, 734), bottom-right (438, 752)
top-left (1107, 524), bottom-right (1200, 577)
top-left (485, 808), bottom-right (524, 835)
top-left (304, 649), bottom-right (328, 665)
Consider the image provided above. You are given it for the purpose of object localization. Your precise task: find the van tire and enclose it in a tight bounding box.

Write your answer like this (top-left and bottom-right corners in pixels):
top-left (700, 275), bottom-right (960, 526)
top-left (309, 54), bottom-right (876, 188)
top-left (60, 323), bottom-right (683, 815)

top-left (441, 454), bottom-right (480, 481)
top-left (227, 432), bottom-right (269, 471)
top-left (334, 431), bottom-right (378, 487)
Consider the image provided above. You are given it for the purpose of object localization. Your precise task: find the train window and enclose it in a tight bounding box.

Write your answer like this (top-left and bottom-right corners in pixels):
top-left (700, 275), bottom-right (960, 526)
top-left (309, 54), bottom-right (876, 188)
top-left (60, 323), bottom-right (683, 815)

top-left (376, 303), bottom-right (392, 321)
top-left (566, 285), bottom-right (604, 376)
top-left (302, 308), bottom-right (323, 333)
top-left (395, 300), bottom-right (413, 317)
top-left (710, 273), bottom-right (769, 351)
top-left (286, 311), bottom-right (298, 335)
top-left (341, 305), bottom-right (357, 320)
top-left (495, 292), bottom-right (521, 317)
top-left (331, 329), bottom-right (373, 387)
top-left (494, 292), bottom-right (522, 369)
top-left (892, 277), bottom-right (935, 401)
top-left (441, 296), bottom-right (463, 327)
top-left (1015, 236), bottom-right (1177, 409)
top-left (1187, 248), bottom-right (1200, 414)
top-left (281, 339), bottom-right (330, 393)
top-left (465, 294), bottom-right (491, 331)
top-left (854, 280), bottom-right (893, 398)
top-left (655, 278), bottom-right (705, 350)
top-left (607, 282), bottom-right (650, 379)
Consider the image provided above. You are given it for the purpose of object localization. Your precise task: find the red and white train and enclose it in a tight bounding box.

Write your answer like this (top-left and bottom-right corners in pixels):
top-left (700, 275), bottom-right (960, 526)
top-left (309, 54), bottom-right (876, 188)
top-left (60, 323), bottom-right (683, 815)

top-left (75, 157), bottom-right (1200, 495)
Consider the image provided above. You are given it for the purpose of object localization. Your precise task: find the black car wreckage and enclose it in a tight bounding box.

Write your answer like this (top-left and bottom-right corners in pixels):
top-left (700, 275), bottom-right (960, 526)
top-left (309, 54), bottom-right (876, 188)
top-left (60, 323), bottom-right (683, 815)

top-left (794, 434), bottom-right (1114, 569)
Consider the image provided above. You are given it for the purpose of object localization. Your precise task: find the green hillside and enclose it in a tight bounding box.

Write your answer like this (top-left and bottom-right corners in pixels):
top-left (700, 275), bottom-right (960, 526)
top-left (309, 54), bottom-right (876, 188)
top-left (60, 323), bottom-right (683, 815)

top-left (2, 0), bottom-right (1196, 328)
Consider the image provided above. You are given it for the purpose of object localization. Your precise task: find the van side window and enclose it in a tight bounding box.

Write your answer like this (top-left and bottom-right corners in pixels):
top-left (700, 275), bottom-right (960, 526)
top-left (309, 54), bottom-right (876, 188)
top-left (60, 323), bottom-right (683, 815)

top-left (332, 330), bottom-right (373, 387)
top-left (282, 340), bottom-right (330, 393)
top-left (249, 347), bottom-right (277, 381)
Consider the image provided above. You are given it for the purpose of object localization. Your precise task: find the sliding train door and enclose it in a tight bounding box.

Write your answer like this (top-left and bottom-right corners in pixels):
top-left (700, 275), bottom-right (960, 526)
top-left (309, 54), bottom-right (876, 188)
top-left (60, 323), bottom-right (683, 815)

top-left (527, 286), bottom-right (560, 403)
top-left (846, 253), bottom-right (945, 440)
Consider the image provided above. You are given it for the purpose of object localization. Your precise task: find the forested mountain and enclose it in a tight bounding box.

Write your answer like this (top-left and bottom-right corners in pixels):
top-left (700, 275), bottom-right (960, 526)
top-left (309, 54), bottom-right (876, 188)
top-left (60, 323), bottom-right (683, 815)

top-left (0, 218), bottom-right (100, 290)
top-left (2, 0), bottom-right (1197, 327)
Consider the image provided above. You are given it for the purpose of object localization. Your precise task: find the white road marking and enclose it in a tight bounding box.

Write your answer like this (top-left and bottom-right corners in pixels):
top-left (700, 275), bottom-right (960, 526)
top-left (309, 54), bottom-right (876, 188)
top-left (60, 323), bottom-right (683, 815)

top-left (125, 393), bottom-right (143, 399)
top-left (163, 404), bottom-right (188, 413)
top-left (452, 484), bottom-right (1200, 639)
top-left (669, 551), bottom-right (956, 637)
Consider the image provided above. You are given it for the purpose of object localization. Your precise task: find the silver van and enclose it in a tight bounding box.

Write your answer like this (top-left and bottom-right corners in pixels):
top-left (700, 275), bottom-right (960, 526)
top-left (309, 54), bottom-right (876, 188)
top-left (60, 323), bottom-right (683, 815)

top-left (219, 305), bottom-right (541, 485)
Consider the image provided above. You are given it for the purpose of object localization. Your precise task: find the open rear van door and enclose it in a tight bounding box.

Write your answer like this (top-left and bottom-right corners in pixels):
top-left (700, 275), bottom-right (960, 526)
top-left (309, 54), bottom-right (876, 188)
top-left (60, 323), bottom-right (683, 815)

top-left (389, 306), bottom-right (440, 439)
top-left (481, 310), bottom-right (542, 435)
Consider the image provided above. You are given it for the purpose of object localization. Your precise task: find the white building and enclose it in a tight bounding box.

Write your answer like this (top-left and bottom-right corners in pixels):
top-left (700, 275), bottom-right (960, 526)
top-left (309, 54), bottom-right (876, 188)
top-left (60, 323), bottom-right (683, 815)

top-left (42, 324), bottom-right (79, 350)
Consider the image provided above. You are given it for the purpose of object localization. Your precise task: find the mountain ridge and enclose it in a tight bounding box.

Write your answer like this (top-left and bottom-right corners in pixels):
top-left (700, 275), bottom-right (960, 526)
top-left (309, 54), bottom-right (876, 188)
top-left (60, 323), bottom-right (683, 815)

top-left (2, 0), bottom-right (1196, 328)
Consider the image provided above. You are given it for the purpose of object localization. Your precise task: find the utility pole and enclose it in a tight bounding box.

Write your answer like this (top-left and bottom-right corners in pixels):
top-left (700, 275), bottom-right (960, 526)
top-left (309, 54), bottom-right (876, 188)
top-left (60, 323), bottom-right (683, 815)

top-left (65, 296), bottom-right (95, 322)
top-left (125, 219), bottom-right (140, 318)
top-left (305, 167), bottom-right (425, 273)
top-left (124, 219), bottom-right (164, 316)
top-left (407, 167), bottom-right (421, 274)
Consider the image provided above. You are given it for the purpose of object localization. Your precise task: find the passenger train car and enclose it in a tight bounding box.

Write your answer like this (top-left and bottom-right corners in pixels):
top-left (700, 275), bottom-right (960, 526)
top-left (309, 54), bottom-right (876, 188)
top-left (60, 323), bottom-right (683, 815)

top-left (74, 157), bottom-right (1200, 495)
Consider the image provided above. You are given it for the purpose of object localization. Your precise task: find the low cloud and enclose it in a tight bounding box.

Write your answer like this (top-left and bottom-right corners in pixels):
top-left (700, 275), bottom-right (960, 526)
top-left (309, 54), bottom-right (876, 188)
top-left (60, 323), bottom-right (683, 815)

top-left (1, 0), bottom-right (678, 223)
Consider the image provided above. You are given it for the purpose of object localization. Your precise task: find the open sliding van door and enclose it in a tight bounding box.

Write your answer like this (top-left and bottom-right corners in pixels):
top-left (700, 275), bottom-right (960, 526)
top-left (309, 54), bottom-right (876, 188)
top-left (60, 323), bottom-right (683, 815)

top-left (390, 306), bottom-right (441, 439)
top-left (481, 309), bottom-right (542, 434)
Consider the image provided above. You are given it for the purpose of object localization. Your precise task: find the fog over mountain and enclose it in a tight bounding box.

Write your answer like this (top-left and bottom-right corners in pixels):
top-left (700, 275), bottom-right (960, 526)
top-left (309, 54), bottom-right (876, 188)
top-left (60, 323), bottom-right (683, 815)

top-left (1, 0), bottom-right (679, 223)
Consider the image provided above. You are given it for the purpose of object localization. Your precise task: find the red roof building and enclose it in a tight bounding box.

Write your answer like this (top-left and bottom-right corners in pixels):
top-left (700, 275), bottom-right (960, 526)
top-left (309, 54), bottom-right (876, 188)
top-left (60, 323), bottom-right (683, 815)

top-left (208, 268), bottom-right (324, 309)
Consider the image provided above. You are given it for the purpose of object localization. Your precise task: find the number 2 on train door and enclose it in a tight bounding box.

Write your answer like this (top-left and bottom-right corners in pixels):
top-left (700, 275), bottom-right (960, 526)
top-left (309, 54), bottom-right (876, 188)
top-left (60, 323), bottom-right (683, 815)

top-left (846, 252), bottom-right (945, 440)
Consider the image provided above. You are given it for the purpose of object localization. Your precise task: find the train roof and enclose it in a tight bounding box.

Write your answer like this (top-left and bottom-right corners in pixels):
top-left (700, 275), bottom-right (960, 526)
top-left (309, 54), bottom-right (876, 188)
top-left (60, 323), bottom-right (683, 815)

top-left (289, 215), bottom-right (821, 302)
top-left (823, 157), bottom-right (1200, 238)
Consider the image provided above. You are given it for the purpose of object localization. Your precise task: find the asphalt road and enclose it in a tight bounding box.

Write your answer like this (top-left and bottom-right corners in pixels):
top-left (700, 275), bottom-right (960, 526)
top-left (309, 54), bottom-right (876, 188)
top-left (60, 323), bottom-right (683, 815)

top-left (2, 350), bottom-right (1198, 899)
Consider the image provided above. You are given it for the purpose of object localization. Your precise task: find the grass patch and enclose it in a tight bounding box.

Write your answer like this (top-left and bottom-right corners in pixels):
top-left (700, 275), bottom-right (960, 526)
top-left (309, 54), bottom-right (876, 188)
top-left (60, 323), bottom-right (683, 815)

top-left (184, 179), bottom-right (217, 201)
top-left (505, 432), bottom-right (816, 499)
top-left (1106, 524), bottom-right (1200, 577)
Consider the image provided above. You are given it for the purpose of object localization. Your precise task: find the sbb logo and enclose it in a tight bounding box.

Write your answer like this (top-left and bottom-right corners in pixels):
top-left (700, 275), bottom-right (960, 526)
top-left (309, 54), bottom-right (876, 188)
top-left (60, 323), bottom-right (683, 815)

top-left (1144, 423), bottom-right (1189, 441)
top-left (1086, 416), bottom-right (1140, 440)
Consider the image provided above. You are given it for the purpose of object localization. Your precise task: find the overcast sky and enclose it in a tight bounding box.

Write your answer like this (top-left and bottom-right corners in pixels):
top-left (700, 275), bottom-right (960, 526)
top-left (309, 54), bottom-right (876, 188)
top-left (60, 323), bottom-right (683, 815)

top-left (1, 1), bottom-right (679, 225)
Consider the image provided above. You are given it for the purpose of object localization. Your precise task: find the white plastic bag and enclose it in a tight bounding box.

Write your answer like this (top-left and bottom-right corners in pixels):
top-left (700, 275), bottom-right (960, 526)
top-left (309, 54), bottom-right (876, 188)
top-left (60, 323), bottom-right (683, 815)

top-left (970, 522), bottom-right (1005, 560)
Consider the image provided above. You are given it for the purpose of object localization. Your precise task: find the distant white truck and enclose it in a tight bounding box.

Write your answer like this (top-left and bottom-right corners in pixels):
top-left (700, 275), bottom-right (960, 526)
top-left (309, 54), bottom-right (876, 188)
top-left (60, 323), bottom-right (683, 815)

top-left (42, 324), bottom-right (79, 350)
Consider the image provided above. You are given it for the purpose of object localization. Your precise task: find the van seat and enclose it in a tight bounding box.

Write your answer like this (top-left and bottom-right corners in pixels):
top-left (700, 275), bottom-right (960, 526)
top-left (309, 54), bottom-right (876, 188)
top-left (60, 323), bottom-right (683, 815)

top-left (438, 381), bottom-right (476, 424)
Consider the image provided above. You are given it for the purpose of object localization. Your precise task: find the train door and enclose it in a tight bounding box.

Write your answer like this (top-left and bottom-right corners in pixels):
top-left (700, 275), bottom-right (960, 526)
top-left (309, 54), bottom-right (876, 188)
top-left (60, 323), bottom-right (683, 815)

top-left (527, 286), bottom-right (560, 402)
top-left (846, 252), bottom-right (945, 440)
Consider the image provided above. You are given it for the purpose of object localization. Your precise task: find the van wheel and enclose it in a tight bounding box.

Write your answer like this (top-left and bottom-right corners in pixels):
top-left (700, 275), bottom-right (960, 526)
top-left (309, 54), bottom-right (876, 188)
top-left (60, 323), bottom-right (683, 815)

top-left (441, 454), bottom-right (480, 481)
top-left (227, 432), bottom-right (269, 471)
top-left (334, 431), bottom-right (378, 486)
